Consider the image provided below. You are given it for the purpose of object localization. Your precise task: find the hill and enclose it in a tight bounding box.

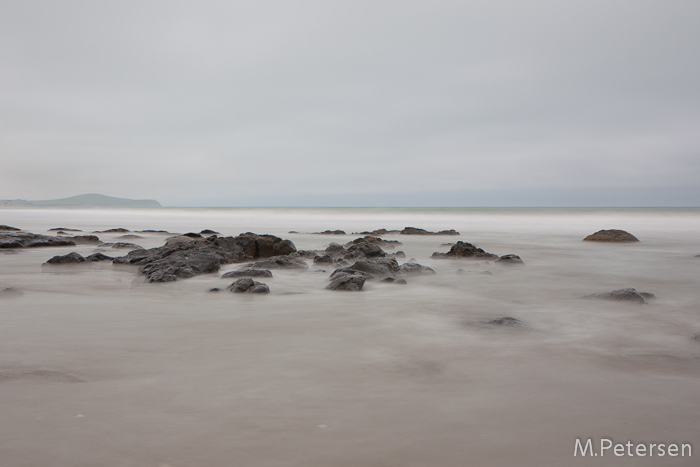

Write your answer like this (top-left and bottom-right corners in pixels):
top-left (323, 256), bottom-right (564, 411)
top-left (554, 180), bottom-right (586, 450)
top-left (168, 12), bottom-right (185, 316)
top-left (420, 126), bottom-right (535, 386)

top-left (0, 193), bottom-right (162, 208)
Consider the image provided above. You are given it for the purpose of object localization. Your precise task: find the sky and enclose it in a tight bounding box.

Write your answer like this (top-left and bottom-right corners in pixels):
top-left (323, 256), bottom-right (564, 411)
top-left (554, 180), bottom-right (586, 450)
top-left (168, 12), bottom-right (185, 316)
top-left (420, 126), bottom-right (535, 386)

top-left (1, 0), bottom-right (699, 207)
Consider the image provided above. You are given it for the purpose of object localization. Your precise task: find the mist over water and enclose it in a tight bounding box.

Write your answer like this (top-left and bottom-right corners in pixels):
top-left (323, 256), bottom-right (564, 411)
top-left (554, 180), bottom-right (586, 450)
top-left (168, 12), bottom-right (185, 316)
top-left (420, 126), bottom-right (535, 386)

top-left (1, 207), bottom-right (699, 466)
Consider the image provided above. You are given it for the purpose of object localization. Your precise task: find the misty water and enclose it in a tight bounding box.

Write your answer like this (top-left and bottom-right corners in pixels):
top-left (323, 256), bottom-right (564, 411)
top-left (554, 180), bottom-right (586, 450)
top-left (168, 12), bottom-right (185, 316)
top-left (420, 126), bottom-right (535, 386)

top-left (1, 207), bottom-right (699, 466)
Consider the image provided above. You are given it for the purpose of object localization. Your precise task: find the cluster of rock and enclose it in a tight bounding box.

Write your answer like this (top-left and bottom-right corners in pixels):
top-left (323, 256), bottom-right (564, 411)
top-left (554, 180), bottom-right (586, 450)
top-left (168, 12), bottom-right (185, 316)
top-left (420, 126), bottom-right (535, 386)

top-left (431, 241), bottom-right (523, 264)
top-left (1, 231), bottom-right (78, 249)
top-left (355, 227), bottom-right (460, 236)
top-left (44, 252), bottom-right (114, 264)
top-left (110, 232), bottom-right (297, 282)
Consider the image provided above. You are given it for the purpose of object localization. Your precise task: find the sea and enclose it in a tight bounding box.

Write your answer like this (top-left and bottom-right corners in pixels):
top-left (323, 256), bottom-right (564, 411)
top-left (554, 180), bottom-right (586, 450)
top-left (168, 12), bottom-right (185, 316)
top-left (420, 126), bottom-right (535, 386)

top-left (1, 207), bottom-right (699, 466)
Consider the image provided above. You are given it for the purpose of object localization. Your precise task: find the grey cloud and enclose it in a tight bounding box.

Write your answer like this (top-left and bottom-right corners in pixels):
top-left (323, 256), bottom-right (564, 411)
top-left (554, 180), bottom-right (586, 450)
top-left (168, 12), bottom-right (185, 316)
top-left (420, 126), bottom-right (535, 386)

top-left (1, 0), bottom-right (699, 206)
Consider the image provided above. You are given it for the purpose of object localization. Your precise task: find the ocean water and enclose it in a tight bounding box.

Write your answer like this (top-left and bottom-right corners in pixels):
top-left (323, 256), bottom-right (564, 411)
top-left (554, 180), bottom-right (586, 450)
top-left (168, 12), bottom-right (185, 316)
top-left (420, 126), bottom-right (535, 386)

top-left (1, 207), bottom-right (699, 466)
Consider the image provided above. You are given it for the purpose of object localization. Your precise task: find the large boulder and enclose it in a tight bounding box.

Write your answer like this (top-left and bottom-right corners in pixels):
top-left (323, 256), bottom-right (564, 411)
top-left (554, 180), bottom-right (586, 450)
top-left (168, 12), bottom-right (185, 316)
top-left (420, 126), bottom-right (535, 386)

top-left (0, 225), bottom-right (21, 231)
top-left (139, 250), bottom-right (221, 282)
top-left (495, 254), bottom-right (524, 265)
top-left (0, 231), bottom-right (76, 249)
top-left (245, 256), bottom-right (308, 270)
top-left (221, 269), bottom-right (273, 279)
top-left (227, 278), bottom-right (270, 294)
top-left (68, 235), bottom-right (100, 244)
top-left (432, 241), bottom-right (498, 259)
top-left (86, 252), bottom-right (114, 262)
top-left (583, 230), bottom-right (639, 242)
top-left (399, 262), bottom-right (436, 276)
top-left (401, 227), bottom-right (460, 235)
top-left (45, 252), bottom-right (86, 264)
top-left (583, 288), bottom-right (653, 304)
top-left (239, 233), bottom-right (297, 258)
top-left (344, 242), bottom-right (387, 260)
top-left (326, 274), bottom-right (365, 291)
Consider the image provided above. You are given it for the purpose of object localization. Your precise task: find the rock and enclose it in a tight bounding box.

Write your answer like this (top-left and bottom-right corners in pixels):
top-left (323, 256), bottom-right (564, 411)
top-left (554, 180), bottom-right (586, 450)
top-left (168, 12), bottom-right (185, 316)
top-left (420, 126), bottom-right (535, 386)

top-left (292, 250), bottom-right (319, 259)
top-left (356, 228), bottom-right (401, 236)
top-left (0, 287), bottom-right (24, 298)
top-left (0, 225), bottom-right (21, 231)
top-left (200, 229), bottom-right (219, 235)
top-left (344, 242), bottom-right (387, 259)
top-left (313, 230), bottom-right (346, 235)
top-left (45, 252), bottom-right (86, 264)
top-left (227, 278), bottom-right (270, 294)
top-left (0, 231), bottom-right (76, 249)
top-left (85, 253), bottom-right (114, 262)
top-left (345, 258), bottom-right (400, 277)
top-left (139, 250), bottom-right (222, 282)
top-left (68, 235), bottom-right (100, 244)
top-left (238, 233), bottom-right (297, 258)
top-left (485, 317), bottom-right (524, 327)
top-left (325, 242), bottom-right (347, 256)
top-left (313, 254), bottom-right (334, 265)
top-left (165, 235), bottom-right (196, 246)
top-left (48, 227), bottom-right (82, 232)
top-left (112, 233), bottom-right (297, 283)
top-left (112, 242), bottom-right (144, 250)
top-left (246, 256), bottom-right (308, 270)
top-left (399, 262), bottom-right (436, 276)
top-left (432, 241), bottom-right (498, 260)
top-left (381, 277), bottom-right (407, 284)
top-left (401, 227), bottom-right (460, 235)
top-left (182, 232), bottom-right (203, 239)
top-left (117, 234), bottom-right (143, 240)
top-left (326, 274), bottom-right (365, 291)
top-left (496, 254), bottom-right (524, 265)
top-left (94, 228), bottom-right (131, 233)
top-left (346, 236), bottom-right (401, 248)
top-left (583, 287), bottom-right (651, 304)
top-left (583, 229), bottom-right (639, 242)
top-left (208, 288), bottom-right (222, 292)
top-left (138, 229), bottom-right (171, 234)
top-left (221, 269), bottom-right (273, 279)
top-left (393, 250), bottom-right (406, 258)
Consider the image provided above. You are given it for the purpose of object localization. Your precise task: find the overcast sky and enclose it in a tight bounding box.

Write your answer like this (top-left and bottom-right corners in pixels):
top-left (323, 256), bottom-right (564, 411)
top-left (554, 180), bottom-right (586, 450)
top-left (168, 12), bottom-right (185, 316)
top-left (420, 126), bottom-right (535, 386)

top-left (1, 0), bottom-right (699, 207)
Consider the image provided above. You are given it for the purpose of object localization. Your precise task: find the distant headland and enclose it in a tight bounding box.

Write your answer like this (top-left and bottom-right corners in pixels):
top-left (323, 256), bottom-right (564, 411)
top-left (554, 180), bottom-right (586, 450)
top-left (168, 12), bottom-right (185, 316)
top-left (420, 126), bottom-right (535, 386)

top-left (0, 193), bottom-right (162, 208)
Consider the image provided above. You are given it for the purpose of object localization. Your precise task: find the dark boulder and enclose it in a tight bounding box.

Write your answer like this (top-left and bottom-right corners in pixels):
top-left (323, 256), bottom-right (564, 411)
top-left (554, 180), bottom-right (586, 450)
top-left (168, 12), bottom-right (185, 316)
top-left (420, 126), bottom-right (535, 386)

top-left (246, 255), bottom-right (308, 270)
top-left (325, 242), bottom-right (347, 256)
top-left (95, 228), bottom-right (131, 233)
top-left (485, 317), bottom-right (524, 327)
top-left (356, 228), bottom-right (401, 236)
top-left (45, 252), bottom-right (86, 264)
top-left (330, 268), bottom-right (376, 281)
top-left (313, 254), bottom-right (334, 265)
top-left (326, 274), bottom-right (365, 291)
top-left (496, 254), bottom-right (524, 265)
top-left (381, 277), bottom-right (407, 285)
top-left (139, 250), bottom-right (221, 282)
top-left (393, 250), bottom-right (406, 258)
top-left (346, 236), bottom-right (402, 248)
top-left (68, 235), bottom-right (100, 244)
top-left (85, 253), bottom-right (114, 262)
top-left (583, 288), bottom-right (652, 304)
top-left (345, 242), bottom-right (387, 260)
top-left (399, 262), bottom-right (436, 276)
top-left (583, 230), bottom-right (639, 242)
top-left (238, 233), bottom-right (297, 258)
top-left (313, 230), bottom-right (346, 235)
top-left (112, 242), bottom-right (144, 250)
top-left (182, 232), bottom-right (203, 239)
top-left (49, 227), bottom-right (81, 232)
top-left (227, 278), bottom-right (270, 294)
top-left (432, 241), bottom-right (498, 260)
top-left (1, 231), bottom-right (77, 249)
top-left (221, 269), bottom-right (273, 279)
top-left (208, 288), bottom-right (222, 293)
top-left (117, 234), bottom-right (143, 240)
top-left (346, 258), bottom-right (400, 277)
top-left (200, 229), bottom-right (220, 235)
top-left (0, 225), bottom-right (21, 231)
top-left (401, 227), bottom-right (460, 235)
